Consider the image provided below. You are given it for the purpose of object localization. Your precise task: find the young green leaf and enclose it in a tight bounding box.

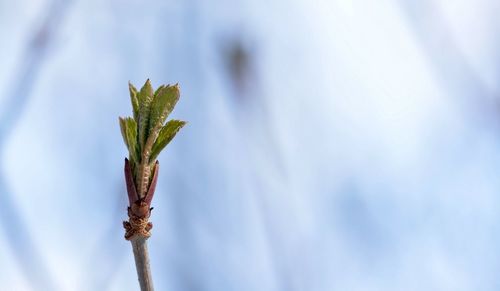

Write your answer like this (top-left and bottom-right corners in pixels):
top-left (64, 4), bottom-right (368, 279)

top-left (154, 85), bottom-right (165, 98)
top-left (137, 79), bottom-right (154, 150)
top-left (129, 82), bottom-right (139, 121)
top-left (147, 84), bottom-right (180, 140)
top-left (149, 119), bottom-right (186, 163)
top-left (141, 85), bottom-right (181, 163)
top-left (119, 117), bottom-right (129, 148)
top-left (119, 117), bottom-right (139, 163)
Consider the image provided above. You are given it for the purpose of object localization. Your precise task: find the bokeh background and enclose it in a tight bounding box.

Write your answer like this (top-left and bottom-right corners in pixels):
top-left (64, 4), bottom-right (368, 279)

top-left (1, 0), bottom-right (500, 290)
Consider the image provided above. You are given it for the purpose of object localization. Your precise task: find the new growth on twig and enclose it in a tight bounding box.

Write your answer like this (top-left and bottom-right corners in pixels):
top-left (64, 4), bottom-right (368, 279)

top-left (119, 79), bottom-right (186, 291)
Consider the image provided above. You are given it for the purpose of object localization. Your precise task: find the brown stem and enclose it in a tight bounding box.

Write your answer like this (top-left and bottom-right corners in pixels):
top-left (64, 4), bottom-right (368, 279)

top-left (124, 159), bottom-right (157, 290)
top-left (131, 237), bottom-right (154, 291)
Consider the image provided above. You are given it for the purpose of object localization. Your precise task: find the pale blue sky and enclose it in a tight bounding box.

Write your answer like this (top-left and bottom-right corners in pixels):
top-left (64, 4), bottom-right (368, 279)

top-left (1, 0), bottom-right (500, 290)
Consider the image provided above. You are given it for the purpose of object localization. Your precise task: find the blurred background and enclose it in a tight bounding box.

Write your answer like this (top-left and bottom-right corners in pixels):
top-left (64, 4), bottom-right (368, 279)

top-left (1, 0), bottom-right (500, 290)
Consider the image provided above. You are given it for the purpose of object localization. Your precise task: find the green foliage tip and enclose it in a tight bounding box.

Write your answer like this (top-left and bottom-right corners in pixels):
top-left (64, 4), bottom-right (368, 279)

top-left (119, 79), bottom-right (186, 176)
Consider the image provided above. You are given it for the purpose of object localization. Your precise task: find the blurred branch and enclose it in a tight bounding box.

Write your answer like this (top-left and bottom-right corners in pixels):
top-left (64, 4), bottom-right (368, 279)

top-left (218, 35), bottom-right (297, 290)
top-left (0, 0), bottom-right (72, 290)
top-left (78, 185), bottom-right (127, 291)
top-left (396, 0), bottom-right (500, 124)
top-left (219, 38), bottom-right (255, 100)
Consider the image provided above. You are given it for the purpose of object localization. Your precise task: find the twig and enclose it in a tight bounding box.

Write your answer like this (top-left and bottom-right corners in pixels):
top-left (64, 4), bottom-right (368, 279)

top-left (119, 80), bottom-right (186, 290)
top-left (131, 237), bottom-right (154, 290)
